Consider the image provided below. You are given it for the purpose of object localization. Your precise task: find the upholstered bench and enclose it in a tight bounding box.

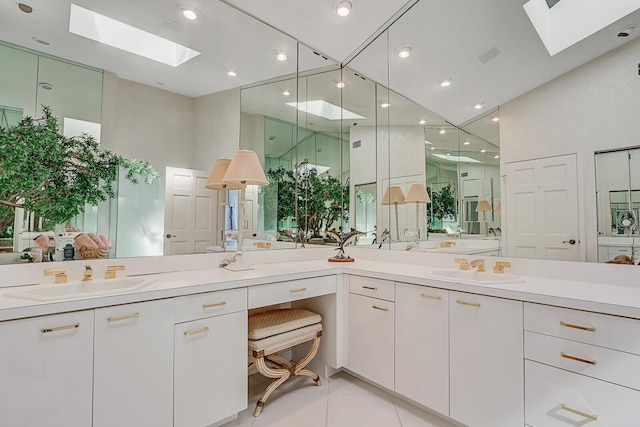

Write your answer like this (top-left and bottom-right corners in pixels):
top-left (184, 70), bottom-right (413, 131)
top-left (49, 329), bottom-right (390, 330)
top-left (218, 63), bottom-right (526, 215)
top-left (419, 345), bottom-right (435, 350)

top-left (248, 308), bottom-right (323, 416)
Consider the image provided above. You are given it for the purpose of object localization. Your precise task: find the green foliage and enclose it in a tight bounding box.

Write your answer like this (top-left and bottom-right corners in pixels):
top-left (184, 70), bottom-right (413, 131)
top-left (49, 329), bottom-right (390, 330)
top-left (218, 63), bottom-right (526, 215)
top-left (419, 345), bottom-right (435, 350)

top-left (262, 162), bottom-right (349, 237)
top-left (428, 183), bottom-right (456, 226)
top-left (0, 106), bottom-right (159, 226)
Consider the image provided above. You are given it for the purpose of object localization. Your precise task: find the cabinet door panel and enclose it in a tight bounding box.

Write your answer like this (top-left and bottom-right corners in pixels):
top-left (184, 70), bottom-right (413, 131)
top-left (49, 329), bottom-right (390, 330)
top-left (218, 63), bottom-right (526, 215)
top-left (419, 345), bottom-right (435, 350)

top-left (94, 299), bottom-right (174, 427)
top-left (0, 310), bottom-right (94, 427)
top-left (450, 292), bottom-right (523, 427)
top-left (395, 283), bottom-right (449, 415)
top-left (174, 311), bottom-right (248, 427)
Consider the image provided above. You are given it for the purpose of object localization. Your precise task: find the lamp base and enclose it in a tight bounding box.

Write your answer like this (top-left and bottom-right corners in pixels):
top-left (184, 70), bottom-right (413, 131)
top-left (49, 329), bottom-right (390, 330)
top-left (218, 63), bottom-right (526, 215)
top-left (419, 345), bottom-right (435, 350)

top-left (328, 256), bottom-right (355, 263)
top-left (223, 261), bottom-right (255, 271)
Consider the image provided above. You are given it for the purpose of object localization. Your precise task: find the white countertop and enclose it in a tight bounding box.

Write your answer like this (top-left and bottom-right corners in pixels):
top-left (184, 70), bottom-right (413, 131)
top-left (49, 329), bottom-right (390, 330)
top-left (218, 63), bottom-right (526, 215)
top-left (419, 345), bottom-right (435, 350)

top-left (2, 250), bottom-right (640, 321)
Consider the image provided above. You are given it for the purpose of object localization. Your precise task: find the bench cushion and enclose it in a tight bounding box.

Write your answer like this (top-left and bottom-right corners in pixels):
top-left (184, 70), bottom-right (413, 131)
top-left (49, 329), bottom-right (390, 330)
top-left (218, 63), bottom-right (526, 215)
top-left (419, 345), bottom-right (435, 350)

top-left (248, 308), bottom-right (322, 340)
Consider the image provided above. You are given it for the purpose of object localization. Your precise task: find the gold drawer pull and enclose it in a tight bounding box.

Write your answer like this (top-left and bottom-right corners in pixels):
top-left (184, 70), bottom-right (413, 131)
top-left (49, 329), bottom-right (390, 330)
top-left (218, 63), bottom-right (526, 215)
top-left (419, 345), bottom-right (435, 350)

top-left (289, 288), bottom-right (307, 293)
top-left (372, 305), bottom-right (389, 312)
top-left (41, 323), bottom-right (80, 333)
top-left (561, 352), bottom-right (597, 365)
top-left (184, 326), bottom-right (210, 337)
top-left (420, 293), bottom-right (442, 300)
top-left (202, 301), bottom-right (226, 309)
top-left (456, 300), bottom-right (480, 307)
top-left (108, 312), bottom-right (140, 322)
top-left (362, 285), bottom-right (378, 290)
top-left (560, 321), bottom-right (596, 332)
top-left (560, 404), bottom-right (598, 421)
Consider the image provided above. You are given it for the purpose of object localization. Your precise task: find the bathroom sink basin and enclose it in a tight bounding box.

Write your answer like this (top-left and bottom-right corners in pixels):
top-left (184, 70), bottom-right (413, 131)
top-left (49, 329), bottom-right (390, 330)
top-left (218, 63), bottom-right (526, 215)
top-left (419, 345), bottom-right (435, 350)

top-left (5, 278), bottom-right (153, 301)
top-left (429, 269), bottom-right (524, 285)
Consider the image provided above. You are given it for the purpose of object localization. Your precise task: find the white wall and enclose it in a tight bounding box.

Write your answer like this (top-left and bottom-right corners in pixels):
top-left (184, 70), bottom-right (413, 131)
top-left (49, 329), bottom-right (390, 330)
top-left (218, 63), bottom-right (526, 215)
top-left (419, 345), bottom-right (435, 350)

top-left (500, 37), bottom-right (640, 261)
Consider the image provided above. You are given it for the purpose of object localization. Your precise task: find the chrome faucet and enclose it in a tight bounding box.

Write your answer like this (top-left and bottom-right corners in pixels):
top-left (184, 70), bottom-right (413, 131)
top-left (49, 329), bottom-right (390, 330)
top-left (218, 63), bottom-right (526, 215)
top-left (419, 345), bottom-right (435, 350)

top-left (470, 259), bottom-right (486, 272)
top-left (82, 265), bottom-right (93, 281)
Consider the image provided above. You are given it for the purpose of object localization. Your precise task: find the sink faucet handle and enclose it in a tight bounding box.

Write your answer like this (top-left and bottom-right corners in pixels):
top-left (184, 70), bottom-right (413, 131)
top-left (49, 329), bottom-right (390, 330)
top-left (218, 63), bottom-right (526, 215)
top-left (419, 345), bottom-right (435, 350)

top-left (105, 265), bottom-right (125, 280)
top-left (493, 261), bottom-right (512, 274)
top-left (82, 265), bottom-right (93, 281)
top-left (455, 258), bottom-right (470, 270)
top-left (44, 268), bottom-right (67, 284)
top-left (470, 259), bottom-right (486, 272)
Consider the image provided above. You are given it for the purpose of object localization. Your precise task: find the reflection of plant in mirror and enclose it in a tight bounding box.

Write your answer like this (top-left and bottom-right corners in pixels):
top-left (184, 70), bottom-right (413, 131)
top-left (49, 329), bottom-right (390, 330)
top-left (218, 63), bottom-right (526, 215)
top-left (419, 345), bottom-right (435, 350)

top-left (0, 106), bottom-right (159, 226)
top-left (428, 184), bottom-right (456, 231)
top-left (356, 190), bottom-right (375, 204)
top-left (0, 204), bottom-right (14, 238)
top-left (263, 162), bottom-right (349, 238)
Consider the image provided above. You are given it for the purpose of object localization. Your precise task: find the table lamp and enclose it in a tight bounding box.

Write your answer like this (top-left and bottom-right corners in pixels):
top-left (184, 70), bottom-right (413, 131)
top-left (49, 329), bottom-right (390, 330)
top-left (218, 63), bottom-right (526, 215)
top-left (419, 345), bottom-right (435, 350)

top-left (405, 183), bottom-right (431, 240)
top-left (221, 150), bottom-right (269, 271)
top-left (206, 158), bottom-right (245, 252)
top-left (476, 199), bottom-right (492, 235)
top-left (382, 186), bottom-right (406, 241)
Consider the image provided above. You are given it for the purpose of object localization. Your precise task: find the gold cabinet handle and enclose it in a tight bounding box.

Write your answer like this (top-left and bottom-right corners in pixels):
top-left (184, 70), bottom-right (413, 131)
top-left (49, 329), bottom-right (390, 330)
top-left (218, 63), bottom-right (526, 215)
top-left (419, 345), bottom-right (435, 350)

top-left (362, 285), bottom-right (378, 290)
top-left (41, 323), bottom-right (80, 333)
top-left (184, 326), bottom-right (210, 337)
top-left (372, 305), bottom-right (389, 312)
top-left (107, 312), bottom-right (140, 322)
top-left (421, 293), bottom-right (442, 300)
top-left (561, 352), bottom-right (597, 365)
top-left (456, 300), bottom-right (481, 307)
top-left (560, 321), bottom-right (596, 332)
top-left (289, 288), bottom-right (307, 293)
top-left (560, 404), bottom-right (598, 421)
top-left (202, 301), bottom-right (226, 309)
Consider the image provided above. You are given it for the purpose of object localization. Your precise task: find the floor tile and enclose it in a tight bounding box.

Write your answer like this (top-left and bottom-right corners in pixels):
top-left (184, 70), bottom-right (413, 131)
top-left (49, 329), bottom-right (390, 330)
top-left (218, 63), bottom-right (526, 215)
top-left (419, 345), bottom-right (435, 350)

top-left (328, 371), bottom-right (387, 396)
top-left (252, 392), bottom-right (328, 427)
top-left (393, 397), bottom-right (461, 427)
top-left (327, 393), bottom-right (401, 427)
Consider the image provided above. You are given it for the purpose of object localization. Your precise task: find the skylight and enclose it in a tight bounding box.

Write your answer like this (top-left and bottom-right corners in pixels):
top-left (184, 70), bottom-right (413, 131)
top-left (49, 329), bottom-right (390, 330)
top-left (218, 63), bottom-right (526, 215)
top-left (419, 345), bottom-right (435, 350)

top-left (286, 100), bottom-right (365, 121)
top-left (432, 154), bottom-right (481, 163)
top-left (69, 4), bottom-right (201, 67)
top-left (524, 0), bottom-right (640, 56)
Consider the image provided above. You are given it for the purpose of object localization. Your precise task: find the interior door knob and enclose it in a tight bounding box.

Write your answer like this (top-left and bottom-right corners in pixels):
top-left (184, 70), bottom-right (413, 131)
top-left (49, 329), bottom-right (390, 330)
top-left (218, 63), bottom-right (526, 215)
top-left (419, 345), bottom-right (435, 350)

top-left (166, 234), bottom-right (176, 239)
top-left (563, 239), bottom-right (577, 245)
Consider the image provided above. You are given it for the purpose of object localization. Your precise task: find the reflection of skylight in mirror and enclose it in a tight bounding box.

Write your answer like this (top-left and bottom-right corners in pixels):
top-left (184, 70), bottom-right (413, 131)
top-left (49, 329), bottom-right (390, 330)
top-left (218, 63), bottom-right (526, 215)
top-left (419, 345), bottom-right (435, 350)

top-left (69, 4), bottom-right (201, 67)
top-left (432, 154), bottom-right (481, 163)
top-left (295, 163), bottom-right (330, 175)
top-left (286, 100), bottom-right (365, 120)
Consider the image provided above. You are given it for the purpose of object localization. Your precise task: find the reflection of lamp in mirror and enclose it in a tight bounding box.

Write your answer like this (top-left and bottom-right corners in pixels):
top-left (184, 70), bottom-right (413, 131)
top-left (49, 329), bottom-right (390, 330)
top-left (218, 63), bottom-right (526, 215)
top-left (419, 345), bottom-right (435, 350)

top-left (495, 201), bottom-right (501, 212)
top-left (205, 158), bottom-right (245, 252)
top-left (221, 150), bottom-right (268, 271)
top-left (382, 186), bottom-right (406, 241)
top-left (405, 184), bottom-right (431, 240)
top-left (476, 199), bottom-right (492, 235)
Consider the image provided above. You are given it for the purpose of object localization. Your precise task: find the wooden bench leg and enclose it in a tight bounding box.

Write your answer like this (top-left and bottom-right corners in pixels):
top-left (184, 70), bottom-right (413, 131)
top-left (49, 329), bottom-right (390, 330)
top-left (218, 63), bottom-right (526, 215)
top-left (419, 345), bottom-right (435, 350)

top-left (292, 334), bottom-right (322, 386)
top-left (254, 355), bottom-right (290, 417)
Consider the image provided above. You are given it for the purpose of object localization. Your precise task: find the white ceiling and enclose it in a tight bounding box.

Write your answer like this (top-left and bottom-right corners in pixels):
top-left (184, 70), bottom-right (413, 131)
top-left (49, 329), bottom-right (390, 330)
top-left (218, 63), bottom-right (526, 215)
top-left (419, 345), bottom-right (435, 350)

top-left (0, 0), bottom-right (639, 126)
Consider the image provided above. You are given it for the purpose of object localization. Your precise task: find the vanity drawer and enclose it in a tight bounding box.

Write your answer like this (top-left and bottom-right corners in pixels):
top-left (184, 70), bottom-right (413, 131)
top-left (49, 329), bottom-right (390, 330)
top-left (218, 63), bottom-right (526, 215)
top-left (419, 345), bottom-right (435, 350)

top-left (349, 275), bottom-right (395, 301)
top-left (525, 360), bottom-right (640, 427)
top-left (174, 288), bottom-right (247, 323)
top-left (248, 275), bottom-right (337, 309)
top-left (524, 302), bottom-right (640, 354)
top-left (525, 331), bottom-right (640, 390)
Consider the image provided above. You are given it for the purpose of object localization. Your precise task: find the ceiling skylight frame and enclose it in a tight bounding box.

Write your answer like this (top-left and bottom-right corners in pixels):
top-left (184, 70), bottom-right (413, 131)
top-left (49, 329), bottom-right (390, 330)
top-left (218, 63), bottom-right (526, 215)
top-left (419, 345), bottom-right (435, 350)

top-left (286, 100), bottom-right (365, 121)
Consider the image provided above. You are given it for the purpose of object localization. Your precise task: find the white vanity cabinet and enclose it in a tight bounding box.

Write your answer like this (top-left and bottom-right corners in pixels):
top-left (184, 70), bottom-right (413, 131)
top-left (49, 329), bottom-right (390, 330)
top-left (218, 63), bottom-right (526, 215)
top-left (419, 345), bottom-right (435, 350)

top-left (93, 298), bottom-right (174, 427)
top-left (174, 288), bottom-right (248, 427)
top-left (0, 310), bottom-right (94, 427)
top-left (449, 291), bottom-right (524, 427)
top-left (348, 276), bottom-right (395, 390)
top-left (395, 282), bottom-right (449, 416)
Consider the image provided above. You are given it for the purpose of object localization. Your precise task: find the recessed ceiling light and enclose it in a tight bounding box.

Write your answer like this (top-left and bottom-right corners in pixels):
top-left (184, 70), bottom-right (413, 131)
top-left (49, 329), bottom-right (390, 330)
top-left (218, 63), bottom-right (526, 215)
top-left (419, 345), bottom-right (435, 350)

top-left (492, 116), bottom-right (499, 122)
top-left (275, 51), bottom-right (288, 61)
top-left (430, 146), bottom-right (436, 150)
top-left (32, 37), bottom-right (50, 45)
top-left (617, 24), bottom-right (636, 37)
top-left (336, 82), bottom-right (346, 88)
top-left (397, 45), bottom-right (411, 59)
top-left (463, 141), bottom-right (470, 145)
top-left (336, 1), bottom-right (352, 17)
top-left (18, 3), bottom-right (33, 13)
top-left (439, 77), bottom-right (452, 87)
top-left (473, 101), bottom-right (484, 110)
top-left (380, 103), bottom-right (390, 108)
top-left (494, 155), bottom-right (500, 159)
top-left (38, 82), bottom-right (54, 91)
top-left (418, 119), bottom-right (426, 125)
top-left (439, 129), bottom-right (446, 134)
top-left (480, 149), bottom-right (487, 153)
top-left (424, 140), bottom-right (432, 145)
top-left (181, 7), bottom-right (198, 20)
top-left (282, 89), bottom-right (290, 96)
top-left (226, 69), bottom-right (237, 77)
top-left (446, 153), bottom-right (451, 156)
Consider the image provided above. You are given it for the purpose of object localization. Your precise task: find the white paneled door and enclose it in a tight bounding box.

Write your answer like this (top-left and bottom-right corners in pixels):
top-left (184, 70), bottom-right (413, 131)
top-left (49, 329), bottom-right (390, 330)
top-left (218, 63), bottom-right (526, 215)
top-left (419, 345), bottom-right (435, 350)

top-left (504, 154), bottom-right (582, 261)
top-left (164, 167), bottom-right (217, 255)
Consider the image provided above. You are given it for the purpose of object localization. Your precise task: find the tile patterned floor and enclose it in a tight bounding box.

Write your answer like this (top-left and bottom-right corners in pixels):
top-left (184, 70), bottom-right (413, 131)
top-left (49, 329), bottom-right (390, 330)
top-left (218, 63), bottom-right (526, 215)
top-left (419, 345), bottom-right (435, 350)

top-left (222, 372), bottom-right (462, 427)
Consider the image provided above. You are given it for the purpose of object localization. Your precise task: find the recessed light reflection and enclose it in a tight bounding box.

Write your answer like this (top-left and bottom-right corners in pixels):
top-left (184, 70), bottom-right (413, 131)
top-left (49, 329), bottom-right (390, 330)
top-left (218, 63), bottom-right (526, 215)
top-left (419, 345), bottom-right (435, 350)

top-left (380, 103), bottom-right (390, 108)
top-left (439, 77), bottom-right (452, 87)
top-left (226, 70), bottom-right (237, 77)
top-left (181, 8), bottom-right (198, 20)
top-left (480, 149), bottom-right (487, 153)
top-left (439, 129), bottom-right (446, 134)
top-left (282, 89), bottom-right (290, 96)
top-left (473, 102), bottom-right (484, 110)
top-left (336, 82), bottom-right (346, 88)
top-left (494, 155), bottom-right (500, 159)
top-left (492, 116), bottom-right (499, 122)
top-left (463, 141), bottom-right (470, 145)
top-left (336, 1), bottom-right (352, 17)
top-left (275, 52), bottom-right (288, 61)
top-left (418, 119), bottom-right (426, 125)
top-left (430, 147), bottom-right (436, 150)
top-left (397, 46), bottom-right (411, 59)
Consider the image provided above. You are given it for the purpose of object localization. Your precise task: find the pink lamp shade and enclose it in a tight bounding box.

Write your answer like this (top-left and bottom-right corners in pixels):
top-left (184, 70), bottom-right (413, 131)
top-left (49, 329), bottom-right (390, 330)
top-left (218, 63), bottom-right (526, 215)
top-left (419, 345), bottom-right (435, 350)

top-left (206, 158), bottom-right (244, 190)
top-left (405, 184), bottom-right (431, 203)
top-left (222, 150), bottom-right (268, 185)
top-left (381, 186), bottom-right (406, 205)
top-left (475, 200), bottom-right (492, 212)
